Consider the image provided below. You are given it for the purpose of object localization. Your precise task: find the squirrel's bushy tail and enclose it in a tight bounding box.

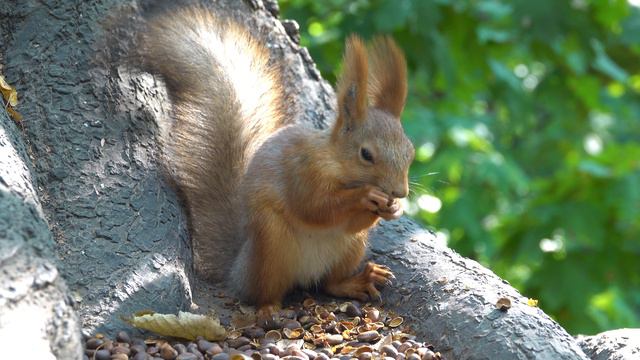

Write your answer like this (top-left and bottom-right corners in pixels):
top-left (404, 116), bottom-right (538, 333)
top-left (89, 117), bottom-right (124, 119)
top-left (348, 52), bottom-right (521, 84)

top-left (135, 6), bottom-right (285, 280)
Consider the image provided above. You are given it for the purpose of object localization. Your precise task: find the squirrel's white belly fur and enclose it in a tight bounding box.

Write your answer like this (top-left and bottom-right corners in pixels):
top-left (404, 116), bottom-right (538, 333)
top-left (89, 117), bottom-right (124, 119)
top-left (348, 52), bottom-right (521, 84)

top-left (230, 223), bottom-right (354, 298)
top-left (291, 225), bottom-right (353, 286)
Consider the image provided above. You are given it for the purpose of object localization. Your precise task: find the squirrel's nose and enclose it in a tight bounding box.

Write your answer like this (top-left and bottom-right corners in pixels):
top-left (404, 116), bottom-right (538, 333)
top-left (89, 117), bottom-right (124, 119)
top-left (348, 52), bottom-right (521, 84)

top-left (391, 189), bottom-right (408, 198)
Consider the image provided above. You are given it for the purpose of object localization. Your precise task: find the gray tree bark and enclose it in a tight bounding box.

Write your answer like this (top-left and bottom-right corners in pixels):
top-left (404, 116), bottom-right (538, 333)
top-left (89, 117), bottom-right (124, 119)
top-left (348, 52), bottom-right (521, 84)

top-left (0, 0), bottom-right (623, 359)
top-left (0, 109), bottom-right (82, 359)
top-left (576, 329), bottom-right (640, 360)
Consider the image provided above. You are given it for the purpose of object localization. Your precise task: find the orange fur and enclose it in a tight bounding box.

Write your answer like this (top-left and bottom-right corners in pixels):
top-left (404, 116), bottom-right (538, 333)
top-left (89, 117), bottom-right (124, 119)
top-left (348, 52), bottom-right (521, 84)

top-left (333, 35), bottom-right (368, 139)
top-left (232, 36), bottom-right (414, 312)
top-left (135, 6), bottom-right (413, 315)
top-left (136, 6), bottom-right (285, 281)
top-left (367, 36), bottom-right (408, 118)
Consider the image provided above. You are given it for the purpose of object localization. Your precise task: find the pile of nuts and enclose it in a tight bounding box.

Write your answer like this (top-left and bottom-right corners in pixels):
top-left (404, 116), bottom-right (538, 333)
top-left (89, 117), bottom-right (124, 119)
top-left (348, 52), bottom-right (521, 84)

top-left (83, 299), bottom-right (442, 360)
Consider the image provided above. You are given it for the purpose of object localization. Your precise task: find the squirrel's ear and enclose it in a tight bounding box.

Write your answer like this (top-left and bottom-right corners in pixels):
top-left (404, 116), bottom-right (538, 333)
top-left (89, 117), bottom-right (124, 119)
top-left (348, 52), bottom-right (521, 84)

top-left (334, 35), bottom-right (368, 136)
top-left (367, 36), bottom-right (407, 119)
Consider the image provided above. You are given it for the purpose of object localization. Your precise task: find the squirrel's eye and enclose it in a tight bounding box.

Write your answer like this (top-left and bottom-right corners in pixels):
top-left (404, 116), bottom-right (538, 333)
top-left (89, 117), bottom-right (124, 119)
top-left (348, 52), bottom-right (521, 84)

top-left (360, 147), bottom-right (374, 163)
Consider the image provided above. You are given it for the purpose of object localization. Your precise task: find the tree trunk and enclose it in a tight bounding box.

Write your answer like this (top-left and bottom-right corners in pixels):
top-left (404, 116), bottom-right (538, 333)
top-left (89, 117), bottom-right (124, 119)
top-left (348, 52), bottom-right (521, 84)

top-left (576, 329), bottom-right (640, 360)
top-left (0, 0), bottom-right (616, 359)
top-left (0, 109), bottom-right (82, 358)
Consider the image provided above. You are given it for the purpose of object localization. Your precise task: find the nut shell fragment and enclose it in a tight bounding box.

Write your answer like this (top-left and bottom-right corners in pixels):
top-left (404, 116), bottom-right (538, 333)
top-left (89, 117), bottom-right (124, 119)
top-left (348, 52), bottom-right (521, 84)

top-left (357, 330), bottom-right (381, 343)
top-left (496, 297), bottom-right (512, 311)
top-left (264, 330), bottom-right (282, 342)
top-left (283, 327), bottom-right (304, 339)
top-left (388, 317), bottom-right (404, 328)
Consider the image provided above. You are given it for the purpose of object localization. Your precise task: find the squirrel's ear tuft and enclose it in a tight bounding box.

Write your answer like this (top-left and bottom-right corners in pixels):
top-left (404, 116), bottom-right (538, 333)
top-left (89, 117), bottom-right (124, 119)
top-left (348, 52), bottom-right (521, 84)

top-left (367, 36), bottom-right (407, 119)
top-left (334, 35), bottom-right (368, 135)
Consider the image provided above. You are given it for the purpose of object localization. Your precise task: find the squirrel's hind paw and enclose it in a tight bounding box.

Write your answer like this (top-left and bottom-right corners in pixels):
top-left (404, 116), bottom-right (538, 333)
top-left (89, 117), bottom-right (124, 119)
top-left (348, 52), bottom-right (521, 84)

top-left (324, 262), bottom-right (395, 302)
top-left (256, 303), bottom-right (281, 328)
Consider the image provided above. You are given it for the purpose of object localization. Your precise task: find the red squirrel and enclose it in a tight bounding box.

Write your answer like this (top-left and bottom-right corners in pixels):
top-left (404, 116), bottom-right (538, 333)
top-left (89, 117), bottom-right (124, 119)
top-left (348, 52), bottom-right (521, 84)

top-left (135, 5), bottom-right (414, 317)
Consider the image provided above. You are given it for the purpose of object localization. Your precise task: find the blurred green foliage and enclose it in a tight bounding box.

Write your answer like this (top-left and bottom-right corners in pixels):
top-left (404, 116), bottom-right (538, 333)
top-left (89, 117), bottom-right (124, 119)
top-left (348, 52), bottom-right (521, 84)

top-left (280, 0), bottom-right (640, 334)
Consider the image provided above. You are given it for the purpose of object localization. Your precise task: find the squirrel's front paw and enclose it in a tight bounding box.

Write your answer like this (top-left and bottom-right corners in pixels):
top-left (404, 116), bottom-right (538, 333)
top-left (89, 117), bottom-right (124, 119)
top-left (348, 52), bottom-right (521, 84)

top-left (361, 187), bottom-right (403, 220)
top-left (376, 198), bottom-right (403, 220)
top-left (360, 186), bottom-right (387, 212)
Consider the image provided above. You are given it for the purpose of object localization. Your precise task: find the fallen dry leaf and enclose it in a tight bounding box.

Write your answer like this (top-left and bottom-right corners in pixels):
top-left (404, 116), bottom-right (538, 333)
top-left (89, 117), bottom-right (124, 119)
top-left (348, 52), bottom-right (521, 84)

top-left (0, 75), bottom-right (22, 122)
top-left (127, 311), bottom-right (226, 341)
top-left (0, 75), bottom-right (18, 107)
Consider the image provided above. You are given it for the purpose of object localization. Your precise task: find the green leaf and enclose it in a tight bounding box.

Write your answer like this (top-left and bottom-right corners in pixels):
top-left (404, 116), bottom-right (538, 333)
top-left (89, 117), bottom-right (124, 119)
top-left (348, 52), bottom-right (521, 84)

top-left (373, 0), bottom-right (411, 32)
top-left (281, 0), bottom-right (640, 336)
top-left (568, 75), bottom-right (601, 108)
top-left (578, 160), bottom-right (612, 178)
top-left (477, 26), bottom-right (513, 43)
top-left (591, 39), bottom-right (629, 82)
top-left (476, 0), bottom-right (512, 19)
top-left (489, 59), bottom-right (521, 90)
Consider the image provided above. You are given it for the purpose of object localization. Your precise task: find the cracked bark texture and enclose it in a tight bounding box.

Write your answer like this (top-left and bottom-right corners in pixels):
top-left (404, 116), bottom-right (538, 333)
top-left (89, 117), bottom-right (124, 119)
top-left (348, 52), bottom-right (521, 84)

top-left (576, 329), bottom-right (640, 360)
top-left (0, 0), bottom-right (622, 359)
top-left (0, 109), bottom-right (82, 358)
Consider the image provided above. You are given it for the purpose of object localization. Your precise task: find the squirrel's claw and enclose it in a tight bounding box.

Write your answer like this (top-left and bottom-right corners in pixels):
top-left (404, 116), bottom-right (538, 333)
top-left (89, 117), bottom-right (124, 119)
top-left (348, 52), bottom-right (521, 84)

top-left (365, 187), bottom-right (403, 220)
top-left (256, 304), bottom-right (281, 328)
top-left (366, 283), bottom-right (382, 303)
top-left (368, 190), bottom-right (389, 206)
top-left (366, 262), bottom-right (395, 286)
top-left (324, 261), bottom-right (395, 304)
top-left (377, 204), bottom-right (404, 220)
top-left (363, 186), bottom-right (404, 220)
